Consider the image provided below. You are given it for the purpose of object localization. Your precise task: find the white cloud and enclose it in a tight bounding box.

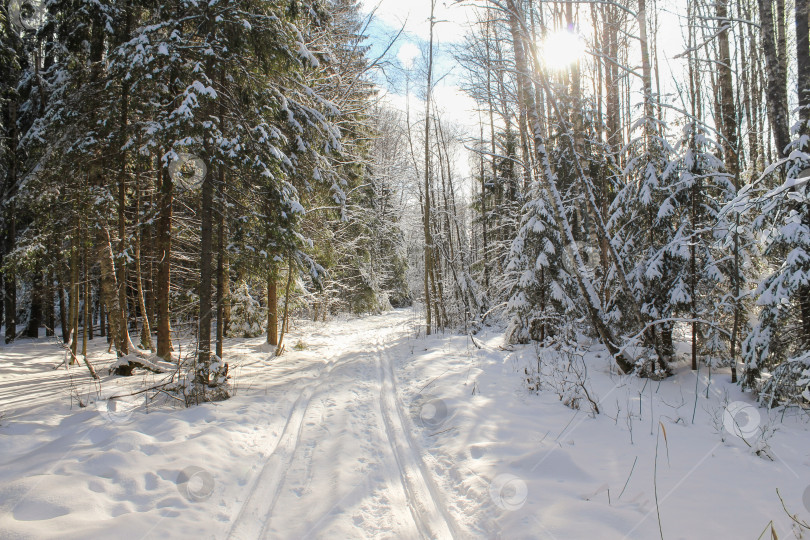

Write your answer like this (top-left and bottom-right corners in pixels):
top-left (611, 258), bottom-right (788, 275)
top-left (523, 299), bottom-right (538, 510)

top-left (432, 84), bottom-right (479, 133)
top-left (361, 0), bottom-right (475, 44)
top-left (397, 42), bottom-right (420, 69)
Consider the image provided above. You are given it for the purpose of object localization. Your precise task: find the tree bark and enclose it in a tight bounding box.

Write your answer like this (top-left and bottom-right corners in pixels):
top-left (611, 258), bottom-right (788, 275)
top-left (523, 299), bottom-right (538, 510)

top-left (26, 267), bottom-right (42, 338)
top-left (797, 0), bottom-right (810, 132)
top-left (716, 0), bottom-right (738, 180)
top-left (69, 230), bottom-right (79, 362)
top-left (758, 0), bottom-right (791, 158)
top-left (3, 207), bottom-right (16, 344)
top-left (100, 302), bottom-right (106, 338)
top-left (156, 165), bottom-right (173, 360)
top-left (134, 181), bottom-right (153, 351)
top-left (739, 0), bottom-right (758, 172)
top-left (267, 262), bottom-right (278, 346)
top-left (45, 268), bottom-right (55, 337)
top-left (117, 159), bottom-right (128, 346)
top-left (638, 0), bottom-right (655, 142)
top-left (216, 165), bottom-right (228, 357)
top-left (797, 0), bottom-right (810, 347)
top-left (275, 257), bottom-right (294, 355)
top-left (57, 268), bottom-right (68, 343)
top-left (82, 244), bottom-right (89, 357)
top-left (422, 0), bottom-right (437, 336)
top-left (604, 5), bottom-right (622, 156)
top-left (96, 225), bottom-right (128, 357)
top-left (197, 167), bottom-right (214, 376)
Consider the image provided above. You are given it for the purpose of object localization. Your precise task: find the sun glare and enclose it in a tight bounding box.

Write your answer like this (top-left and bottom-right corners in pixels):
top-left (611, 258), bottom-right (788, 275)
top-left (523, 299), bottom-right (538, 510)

top-left (541, 29), bottom-right (587, 70)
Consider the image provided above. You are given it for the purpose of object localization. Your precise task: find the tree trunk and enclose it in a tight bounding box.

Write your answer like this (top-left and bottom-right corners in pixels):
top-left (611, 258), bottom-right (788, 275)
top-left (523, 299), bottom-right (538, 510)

top-left (267, 262), bottom-right (278, 346)
top-left (798, 0), bottom-right (810, 348)
top-left (58, 268), bottom-right (68, 343)
top-left (99, 301), bottom-right (106, 338)
top-left (638, 0), bottom-right (655, 139)
top-left (3, 95), bottom-right (18, 345)
top-left (216, 168), bottom-right (227, 357)
top-left (45, 268), bottom-right (55, 337)
top-left (96, 225), bottom-right (128, 357)
top-left (134, 182), bottom-right (153, 351)
top-left (197, 167), bottom-right (214, 379)
top-left (82, 245), bottom-right (89, 357)
top-left (479, 121), bottom-right (490, 295)
top-left (156, 165), bottom-right (173, 360)
top-left (275, 257), bottom-right (294, 355)
top-left (738, 0), bottom-right (758, 172)
top-left (758, 0), bottom-right (791, 158)
top-left (421, 0), bottom-right (436, 336)
top-left (26, 267), bottom-right (42, 338)
top-left (798, 0), bottom-right (810, 132)
top-left (716, 0), bottom-right (738, 179)
top-left (687, 27), bottom-right (699, 372)
top-left (69, 230), bottom-right (79, 362)
top-left (222, 255), bottom-right (231, 337)
top-left (117, 166), bottom-right (128, 347)
top-left (4, 208), bottom-right (16, 343)
top-left (604, 6), bottom-right (621, 154)
top-left (730, 215), bottom-right (740, 383)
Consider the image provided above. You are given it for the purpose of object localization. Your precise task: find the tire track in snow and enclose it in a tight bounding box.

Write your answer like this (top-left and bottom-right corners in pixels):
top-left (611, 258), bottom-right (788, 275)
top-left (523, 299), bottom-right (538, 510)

top-left (374, 330), bottom-right (460, 540)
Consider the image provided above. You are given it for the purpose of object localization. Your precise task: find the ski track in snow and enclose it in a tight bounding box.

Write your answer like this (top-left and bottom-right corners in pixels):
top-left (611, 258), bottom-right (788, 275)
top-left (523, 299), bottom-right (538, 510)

top-left (226, 344), bottom-right (345, 539)
top-left (374, 330), bottom-right (458, 540)
top-left (227, 310), bottom-right (458, 539)
top-left (4, 307), bottom-right (810, 539)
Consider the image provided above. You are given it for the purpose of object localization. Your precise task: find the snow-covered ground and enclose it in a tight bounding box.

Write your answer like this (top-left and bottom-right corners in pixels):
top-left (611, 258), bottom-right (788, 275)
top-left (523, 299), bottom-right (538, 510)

top-left (2, 308), bottom-right (810, 539)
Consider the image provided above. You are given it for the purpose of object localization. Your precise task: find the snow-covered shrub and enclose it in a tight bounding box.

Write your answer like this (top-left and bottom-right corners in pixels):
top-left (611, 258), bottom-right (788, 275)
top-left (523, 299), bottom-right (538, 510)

top-left (527, 343), bottom-right (600, 415)
top-left (229, 281), bottom-right (265, 338)
top-left (701, 325), bottom-right (731, 368)
top-left (174, 356), bottom-right (231, 405)
top-left (758, 352), bottom-right (810, 408)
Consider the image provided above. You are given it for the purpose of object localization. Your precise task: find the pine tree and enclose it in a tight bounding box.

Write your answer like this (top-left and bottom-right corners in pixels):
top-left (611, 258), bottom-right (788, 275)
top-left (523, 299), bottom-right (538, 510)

top-left (229, 280), bottom-right (265, 338)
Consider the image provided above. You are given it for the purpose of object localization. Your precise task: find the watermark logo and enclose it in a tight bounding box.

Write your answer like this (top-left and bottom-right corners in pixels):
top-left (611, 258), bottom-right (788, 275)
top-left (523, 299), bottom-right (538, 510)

top-left (489, 473), bottom-right (528, 511)
top-left (722, 401), bottom-right (761, 439)
top-left (409, 394), bottom-right (449, 430)
top-left (8, 0), bottom-right (46, 35)
top-left (176, 466), bottom-right (215, 502)
top-left (168, 153), bottom-right (206, 190)
top-left (95, 398), bottom-right (137, 424)
top-left (802, 485), bottom-right (810, 513)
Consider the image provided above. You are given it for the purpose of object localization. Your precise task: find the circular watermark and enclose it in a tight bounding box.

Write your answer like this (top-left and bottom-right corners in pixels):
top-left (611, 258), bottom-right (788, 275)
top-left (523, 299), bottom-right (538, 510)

top-left (176, 466), bottom-right (215, 502)
top-left (489, 473), bottom-right (528, 511)
top-left (801, 485), bottom-right (810, 513)
top-left (95, 398), bottom-right (137, 425)
top-left (722, 401), bottom-right (761, 439)
top-left (409, 394), bottom-right (449, 430)
top-left (168, 153), bottom-right (206, 190)
top-left (8, 0), bottom-right (46, 35)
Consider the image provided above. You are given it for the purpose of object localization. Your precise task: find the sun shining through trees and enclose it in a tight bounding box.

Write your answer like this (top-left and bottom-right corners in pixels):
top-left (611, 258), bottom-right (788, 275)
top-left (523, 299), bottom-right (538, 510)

top-left (540, 27), bottom-right (587, 70)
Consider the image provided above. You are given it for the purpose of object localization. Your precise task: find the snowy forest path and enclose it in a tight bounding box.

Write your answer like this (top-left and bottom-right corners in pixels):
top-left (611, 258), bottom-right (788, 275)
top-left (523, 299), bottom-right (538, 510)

top-left (373, 329), bottom-right (459, 539)
top-left (226, 309), bottom-right (457, 540)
